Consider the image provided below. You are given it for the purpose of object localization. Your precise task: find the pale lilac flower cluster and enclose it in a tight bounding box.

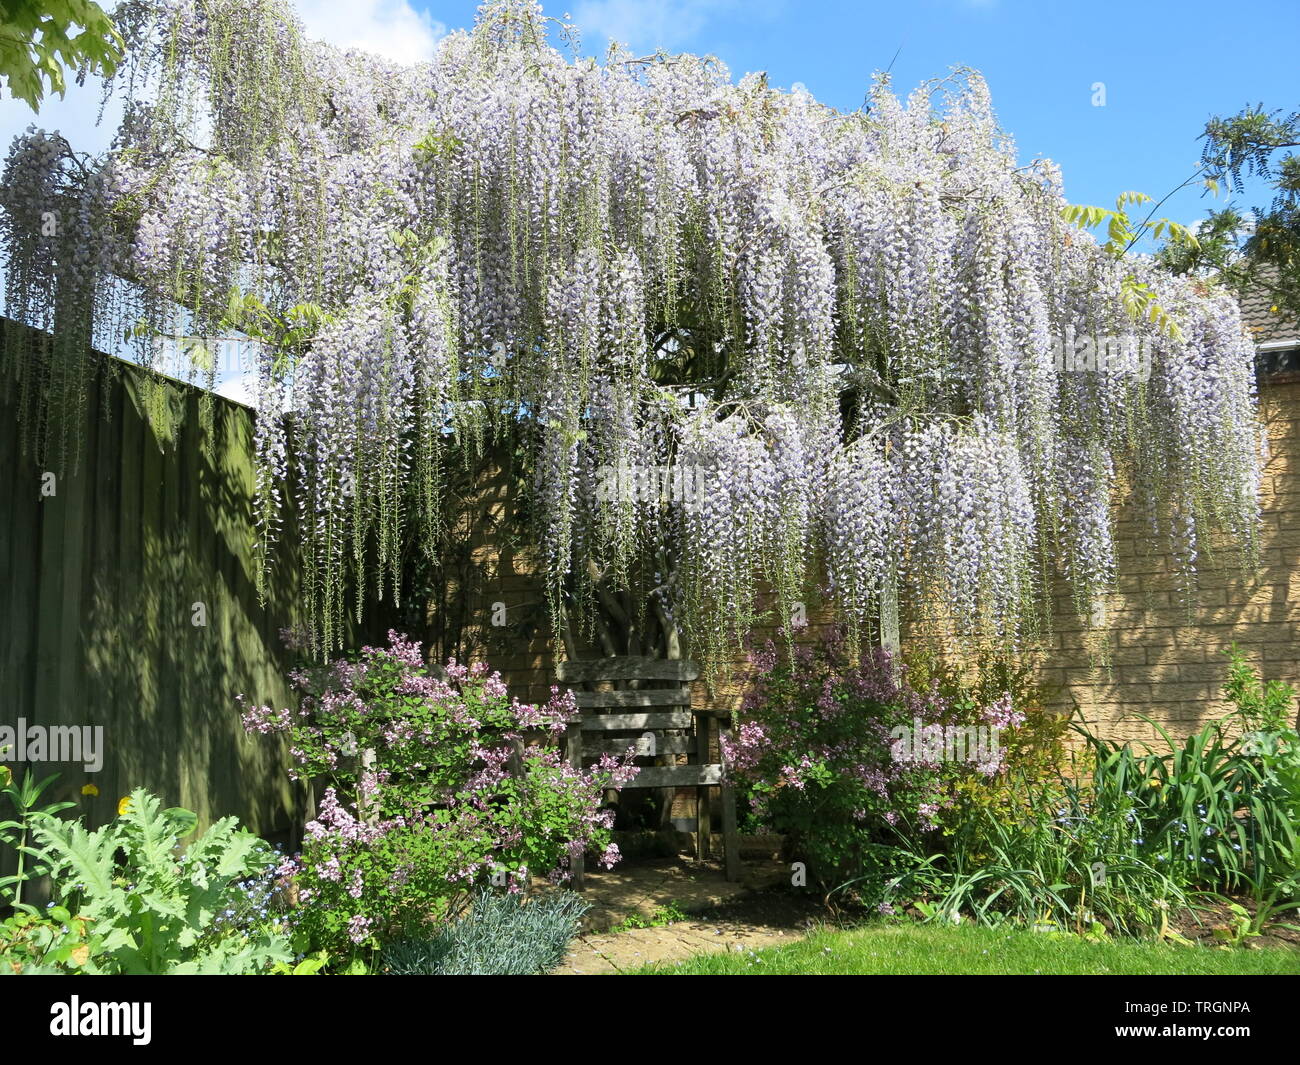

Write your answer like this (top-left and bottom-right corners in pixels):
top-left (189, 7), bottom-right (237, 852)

top-left (981, 693), bottom-right (1025, 731)
top-left (346, 914), bottom-right (373, 945)
top-left (237, 695), bottom-right (293, 734)
top-left (304, 787), bottom-right (402, 848)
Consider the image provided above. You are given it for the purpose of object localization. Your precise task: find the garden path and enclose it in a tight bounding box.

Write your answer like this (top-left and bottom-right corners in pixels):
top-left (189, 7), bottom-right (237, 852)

top-left (546, 856), bottom-right (817, 974)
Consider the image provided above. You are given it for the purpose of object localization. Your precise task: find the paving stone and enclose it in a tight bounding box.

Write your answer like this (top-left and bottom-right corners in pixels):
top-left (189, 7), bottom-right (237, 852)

top-left (544, 856), bottom-right (799, 974)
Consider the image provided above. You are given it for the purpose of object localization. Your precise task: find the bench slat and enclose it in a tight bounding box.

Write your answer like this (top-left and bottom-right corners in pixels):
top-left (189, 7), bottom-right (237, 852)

top-left (556, 657), bottom-right (700, 683)
top-left (578, 710), bottom-right (694, 731)
top-left (574, 688), bottom-right (691, 709)
top-left (625, 764), bottom-right (724, 788)
top-left (584, 734), bottom-right (695, 757)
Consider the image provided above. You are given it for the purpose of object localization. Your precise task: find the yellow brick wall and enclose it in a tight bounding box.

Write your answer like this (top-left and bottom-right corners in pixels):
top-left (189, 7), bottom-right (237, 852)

top-left (1034, 376), bottom-right (1300, 745)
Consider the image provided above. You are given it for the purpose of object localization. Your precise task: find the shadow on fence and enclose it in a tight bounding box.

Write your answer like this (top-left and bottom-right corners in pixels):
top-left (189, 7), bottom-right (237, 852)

top-left (1, 320), bottom-right (303, 848)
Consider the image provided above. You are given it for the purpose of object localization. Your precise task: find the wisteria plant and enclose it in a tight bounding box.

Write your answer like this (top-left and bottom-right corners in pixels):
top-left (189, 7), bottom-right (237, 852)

top-left (240, 631), bottom-right (635, 956)
top-left (0, 0), bottom-right (1263, 670)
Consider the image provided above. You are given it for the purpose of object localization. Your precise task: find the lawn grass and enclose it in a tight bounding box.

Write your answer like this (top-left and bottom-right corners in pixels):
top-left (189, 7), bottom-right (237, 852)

top-left (634, 922), bottom-right (1300, 975)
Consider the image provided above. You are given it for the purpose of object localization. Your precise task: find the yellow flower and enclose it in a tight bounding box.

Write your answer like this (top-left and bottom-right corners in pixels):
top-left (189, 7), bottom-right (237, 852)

top-left (117, 796), bottom-right (131, 816)
top-left (1148, 778), bottom-right (1162, 788)
top-left (81, 783), bottom-right (99, 797)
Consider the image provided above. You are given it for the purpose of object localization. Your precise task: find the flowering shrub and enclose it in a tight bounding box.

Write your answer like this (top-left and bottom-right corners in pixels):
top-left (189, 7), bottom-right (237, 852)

top-left (240, 632), bottom-right (635, 955)
top-left (732, 635), bottom-right (1197, 934)
top-left (734, 637), bottom-right (1300, 936)
top-left (791, 647), bottom-right (1298, 936)
top-left (726, 631), bottom-right (1024, 886)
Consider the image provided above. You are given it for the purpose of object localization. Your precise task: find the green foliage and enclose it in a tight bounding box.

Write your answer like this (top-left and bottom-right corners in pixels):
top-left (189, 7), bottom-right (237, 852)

top-left (28, 787), bottom-right (292, 974)
top-left (0, 905), bottom-right (99, 975)
top-left (0, 0), bottom-right (123, 111)
top-left (1223, 642), bottom-right (1297, 733)
top-left (1063, 191), bottom-right (1200, 256)
top-left (1062, 191), bottom-right (1199, 340)
top-left (1160, 105), bottom-right (1300, 325)
top-left (1077, 651), bottom-right (1298, 904)
top-left (218, 286), bottom-right (332, 377)
top-left (1086, 723), bottom-right (1256, 888)
top-left (1216, 647), bottom-right (1300, 936)
top-left (270, 950), bottom-right (330, 975)
top-left (855, 765), bottom-right (1194, 938)
top-left (379, 889), bottom-right (589, 975)
top-left (0, 767), bottom-right (75, 911)
top-left (1210, 901), bottom-right (1260, 947)
top-left (1202, 106), bottom-right (1300, 198)
top-left (608, 900), bottom-right (688, 932)
top-left (413, 127), bottom-right (464, 159)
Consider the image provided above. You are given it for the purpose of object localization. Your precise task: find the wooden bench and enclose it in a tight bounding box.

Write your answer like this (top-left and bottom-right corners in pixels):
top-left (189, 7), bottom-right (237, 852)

top-left (556, 656), bottom-right (740, 887)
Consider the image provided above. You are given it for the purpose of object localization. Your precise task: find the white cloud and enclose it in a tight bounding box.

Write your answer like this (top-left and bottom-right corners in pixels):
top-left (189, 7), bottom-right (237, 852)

top-left (571, 0), bottom-right (756, 52)
top-left (292, 0), bottom-right (445, 64)
top-left (0, 0), bottom-right (442, 157)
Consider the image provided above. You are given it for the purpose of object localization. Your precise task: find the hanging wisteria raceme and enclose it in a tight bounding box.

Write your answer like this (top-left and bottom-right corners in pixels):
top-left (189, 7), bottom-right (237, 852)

top-left (884, 417), bottom-right (1038, 633)
top-left (0, 0), bottom-right (1264, 665)
top-left (823, 435), bottom-right (894, 645)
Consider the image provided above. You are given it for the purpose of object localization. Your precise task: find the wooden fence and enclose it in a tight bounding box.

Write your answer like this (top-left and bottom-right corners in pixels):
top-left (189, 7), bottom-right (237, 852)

top-left (0, 322), bottom-right (302, 838)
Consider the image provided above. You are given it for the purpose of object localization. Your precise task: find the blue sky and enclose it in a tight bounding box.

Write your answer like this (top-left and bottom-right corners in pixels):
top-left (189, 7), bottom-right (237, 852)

top-left (521, 0), bottom-right (1300, 228)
